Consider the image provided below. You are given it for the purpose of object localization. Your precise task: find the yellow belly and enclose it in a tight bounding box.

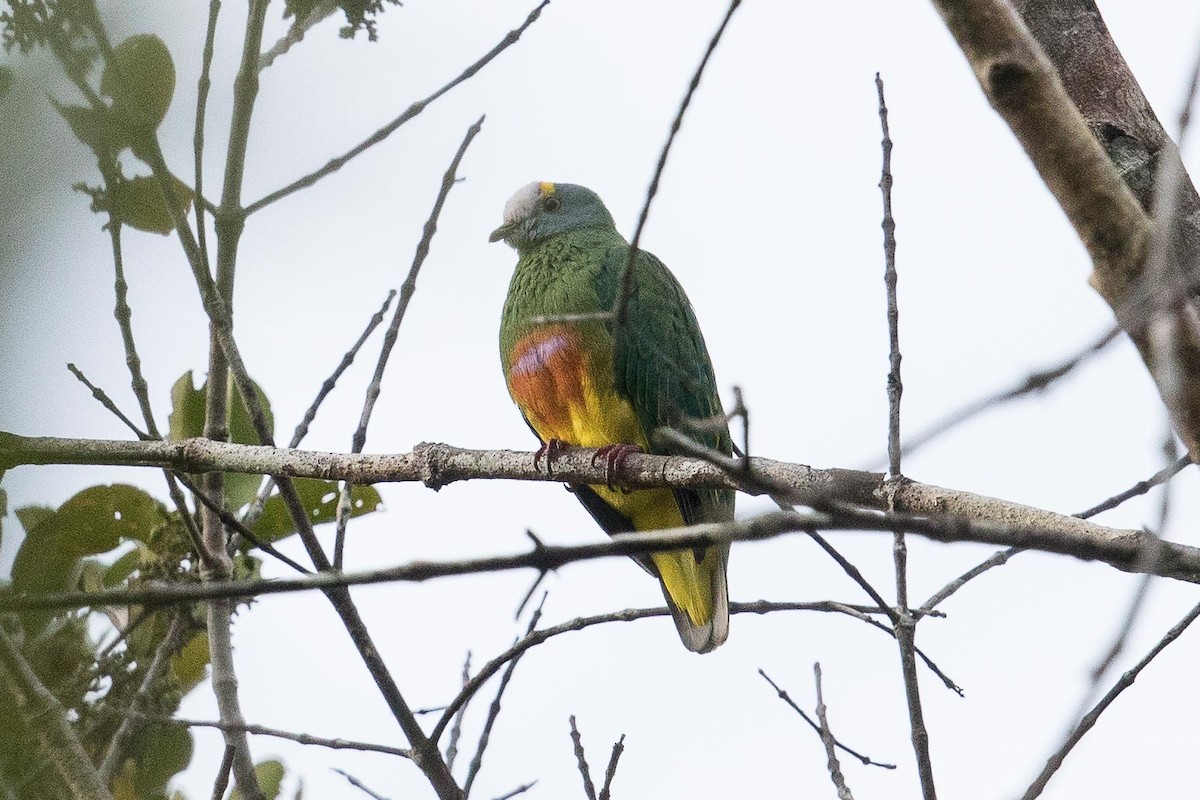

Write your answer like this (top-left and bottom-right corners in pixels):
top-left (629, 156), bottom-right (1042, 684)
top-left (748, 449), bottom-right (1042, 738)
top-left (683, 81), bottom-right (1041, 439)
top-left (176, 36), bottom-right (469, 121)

top-left (506, 327), bottom-right (714, 625)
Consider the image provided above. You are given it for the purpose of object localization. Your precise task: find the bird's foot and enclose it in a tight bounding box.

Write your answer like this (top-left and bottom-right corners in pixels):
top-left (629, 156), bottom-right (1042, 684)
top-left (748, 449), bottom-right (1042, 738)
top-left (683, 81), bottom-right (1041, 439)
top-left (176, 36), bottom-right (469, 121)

top-left (534, 439), bottom-right (569, 474)
top-left (592, 443), bottom-right (643, 492)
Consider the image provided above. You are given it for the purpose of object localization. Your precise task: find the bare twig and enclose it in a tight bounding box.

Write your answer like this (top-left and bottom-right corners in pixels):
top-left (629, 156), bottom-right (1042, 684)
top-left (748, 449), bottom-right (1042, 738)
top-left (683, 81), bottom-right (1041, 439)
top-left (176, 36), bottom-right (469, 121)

top-left (491, 782), bottom-right (537, 800)
top-left (1021, 600), bottom-right (1200, 800)
top-left (612, 0), bottom-right (743, 333)
top-left (463, 598), bottom-right (546, 796)
top-left (258, 0), bottom-right (336, 70)
top-left (568, 716), bottom-right (598, 800)
top-left (67, 362), bottom-right (146, 440)
top-left (335, 118), bottom-right (482, 569)
top-left (446, 651), bottom-right (472, 772)
top-left (431, 598), bottom-right (953, 746)
top-left (919, 546), bottom-right (1020, 613)
top-left (244, 2), bottom-right (548, 214)
top-left (1076, 455), bottom-right (1193, 519)
top-left (879, 75), bottom-right (902, 482)
top-left (877, 72), bottom-right (935, 800)
top-left (122, 710), bottom-right (411, 758)
top-left (194, 0), bottom-right (221, 271)
top-left (336, 768), bottom-right (392, 800)
top-left (814, 663), bottom-right (854, 800)
top-left (211, 746), bottom-right (236, 800)
top-left (598, 734), bottom-right (626, 800)
top-left (758, 669), bottom-right (894, 770)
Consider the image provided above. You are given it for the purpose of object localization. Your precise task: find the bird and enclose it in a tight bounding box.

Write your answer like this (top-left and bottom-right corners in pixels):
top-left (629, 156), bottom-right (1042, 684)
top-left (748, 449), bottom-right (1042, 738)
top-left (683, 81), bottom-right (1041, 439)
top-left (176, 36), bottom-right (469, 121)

top-left (492, 181), bottom-right (734, 653)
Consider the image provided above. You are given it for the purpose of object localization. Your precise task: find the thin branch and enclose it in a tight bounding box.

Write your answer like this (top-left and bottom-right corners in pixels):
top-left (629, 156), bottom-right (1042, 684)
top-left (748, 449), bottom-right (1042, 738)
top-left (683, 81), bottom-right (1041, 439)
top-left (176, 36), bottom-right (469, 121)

top-left (122, 710), bottom-right (412, 758)
top-left (491, 782), bottom-right (537, 800)
top-left (445, 651), bottom-right (471, 772)
top-left (211, 746), bottom-right (235, 800)
top-left (1075, 455), bottom-right (1193, 519)
top-left (194, 0), bottom-right (221, 271)
top-left (597, 735), bottom-right (625, 800)
top-left (67, 362), bottom-right (146, 440)
top-left (612, 0), bottom-right (742, 332)
top-left (244, 2), bottom-right (548, 214)
top-left (919, 546), bottom-right (1020, 613)
top-left (814, 663), bottom-right (854, 800)
top-left (877, 72), bottom-right (935, 800)
top-left (463, 598), bottom-right (546, 797)
top-left (431, 600), bottom-right (941, 746)
top-left (758, 669), bottom-right (894, 770)
top-left (1020, 599), bottom-right (1200, 800)
top-left (879, 73), bottom-right (902, 482)
top-left (336, 118), bottom-right (482, 569)
top-left (335, 768), bottom-right (392, 800)
top-left (258, 0), bottom-right (336, 70)
top-left (568, 716), bottom-right (598, 800)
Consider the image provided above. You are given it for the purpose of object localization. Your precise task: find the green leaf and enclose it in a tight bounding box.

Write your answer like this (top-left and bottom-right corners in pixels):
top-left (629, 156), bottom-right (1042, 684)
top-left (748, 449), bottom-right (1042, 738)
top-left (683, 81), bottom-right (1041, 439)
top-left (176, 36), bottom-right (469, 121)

top-left (52, 100), bottom-right (130, 157)
top-left (108, 174), bottom-right (193, 234)
top-left (0, 65), bottom-right (13, 97)
top-left (101, 34), bottom-right (175, 132)
top-left (11, 485), bottom-right (165, 631)
top-left (15, 504), bottom-right (54, 536)
top-left (104, 546), bottom-right (145, 587)
top-left (252, 480), bottom-right (382, 543)
top-left (171, 631), bottom-right (210, 692)
top-left (168, 371), bottom-right (274, 511)
top-left (230, 760), bottom-right (285, 800)
top-left (167, 371), bottom-right (206, 442)
top-left (130, 722), bottom-right (193, 798)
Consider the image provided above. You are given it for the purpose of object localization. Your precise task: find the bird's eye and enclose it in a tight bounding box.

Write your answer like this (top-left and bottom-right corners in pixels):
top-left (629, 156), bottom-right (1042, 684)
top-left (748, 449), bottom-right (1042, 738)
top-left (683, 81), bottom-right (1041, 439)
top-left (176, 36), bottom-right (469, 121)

top-left (542, 196), bottom-right (562, 213)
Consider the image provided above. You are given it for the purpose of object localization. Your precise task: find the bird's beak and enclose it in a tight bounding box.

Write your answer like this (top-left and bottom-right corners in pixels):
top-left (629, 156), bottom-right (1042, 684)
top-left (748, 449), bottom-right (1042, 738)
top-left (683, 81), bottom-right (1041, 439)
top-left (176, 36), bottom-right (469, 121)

top-left (488, 223), bottom-right (514, 244)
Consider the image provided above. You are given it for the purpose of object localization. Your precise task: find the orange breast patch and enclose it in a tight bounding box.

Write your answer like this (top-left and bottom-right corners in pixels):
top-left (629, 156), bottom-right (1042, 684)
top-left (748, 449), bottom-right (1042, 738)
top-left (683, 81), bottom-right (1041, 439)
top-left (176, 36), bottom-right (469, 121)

top-left (507, 326), bottom-right (591, 442)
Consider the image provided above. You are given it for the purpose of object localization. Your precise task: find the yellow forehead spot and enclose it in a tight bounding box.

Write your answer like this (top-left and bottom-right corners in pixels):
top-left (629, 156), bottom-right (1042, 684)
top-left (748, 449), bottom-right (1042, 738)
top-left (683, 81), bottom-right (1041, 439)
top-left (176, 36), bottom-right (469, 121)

top-left (539, 182), bottom-right (556, 196)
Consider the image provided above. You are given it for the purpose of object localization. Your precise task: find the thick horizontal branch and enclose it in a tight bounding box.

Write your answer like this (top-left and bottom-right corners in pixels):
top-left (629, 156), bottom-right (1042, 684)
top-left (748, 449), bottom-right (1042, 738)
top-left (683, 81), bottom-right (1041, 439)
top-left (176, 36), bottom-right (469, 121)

top-left (3, 435), bottom-right (1195, 584)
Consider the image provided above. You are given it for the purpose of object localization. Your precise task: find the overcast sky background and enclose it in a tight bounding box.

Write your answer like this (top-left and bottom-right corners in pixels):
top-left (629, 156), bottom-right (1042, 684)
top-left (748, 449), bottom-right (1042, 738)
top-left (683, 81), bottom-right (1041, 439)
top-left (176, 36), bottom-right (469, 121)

top-left (4, 1), bottom-right (1200, 798)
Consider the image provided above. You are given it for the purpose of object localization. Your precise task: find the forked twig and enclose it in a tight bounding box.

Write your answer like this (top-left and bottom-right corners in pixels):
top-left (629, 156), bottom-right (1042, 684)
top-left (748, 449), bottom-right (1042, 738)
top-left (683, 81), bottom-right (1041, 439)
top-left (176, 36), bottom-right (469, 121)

top-left (814, 663), bottom-right (855, 800)
top-left (758, 669), bottom-right (894, 770)
top-left (335, 119), bottom-right (483, 569)
top-left (244, 3), bottom-right (547, 214)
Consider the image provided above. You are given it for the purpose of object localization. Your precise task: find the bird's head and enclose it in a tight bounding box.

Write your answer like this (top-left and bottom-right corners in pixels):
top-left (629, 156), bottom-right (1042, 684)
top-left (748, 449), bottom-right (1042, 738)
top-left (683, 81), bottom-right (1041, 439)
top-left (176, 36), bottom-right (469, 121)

top-left (489, 182), bottom-right (616, 249)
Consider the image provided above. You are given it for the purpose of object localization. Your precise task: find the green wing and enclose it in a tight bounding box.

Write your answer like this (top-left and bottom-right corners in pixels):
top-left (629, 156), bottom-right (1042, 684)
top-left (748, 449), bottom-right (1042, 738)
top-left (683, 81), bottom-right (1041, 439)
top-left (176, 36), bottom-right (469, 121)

top-left (597, 246), bottom-right (734, 526)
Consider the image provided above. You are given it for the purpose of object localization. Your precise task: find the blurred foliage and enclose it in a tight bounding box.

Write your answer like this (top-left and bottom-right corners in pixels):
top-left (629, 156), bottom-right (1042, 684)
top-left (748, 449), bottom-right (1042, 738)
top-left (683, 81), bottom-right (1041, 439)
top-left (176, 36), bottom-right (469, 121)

top-left (2, 2), bottom-right (384, 798)
top-left (0, 375), bottom-right (380, 797)
top-left (284, 0), bottom-right (403, 42)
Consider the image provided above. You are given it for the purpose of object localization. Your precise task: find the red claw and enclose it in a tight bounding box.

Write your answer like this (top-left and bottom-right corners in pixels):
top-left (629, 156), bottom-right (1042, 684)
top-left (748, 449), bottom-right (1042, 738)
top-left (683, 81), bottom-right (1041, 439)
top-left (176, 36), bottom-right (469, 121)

top-left (592, 444), bottom-right (643, 492)
top-left (534, 439), bottom-right (569, 473)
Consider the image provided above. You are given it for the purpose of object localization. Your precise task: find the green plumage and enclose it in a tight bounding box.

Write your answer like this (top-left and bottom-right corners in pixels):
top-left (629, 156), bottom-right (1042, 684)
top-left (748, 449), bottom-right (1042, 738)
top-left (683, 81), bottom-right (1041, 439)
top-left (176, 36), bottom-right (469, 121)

top-left (494, 181), bottom-right (734, 652)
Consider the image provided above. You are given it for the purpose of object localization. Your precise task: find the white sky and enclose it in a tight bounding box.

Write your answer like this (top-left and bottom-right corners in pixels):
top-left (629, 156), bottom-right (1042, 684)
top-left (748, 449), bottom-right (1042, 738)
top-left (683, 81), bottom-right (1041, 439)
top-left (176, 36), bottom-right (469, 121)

top-left (4, 1), bottom-right (1200, 798)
